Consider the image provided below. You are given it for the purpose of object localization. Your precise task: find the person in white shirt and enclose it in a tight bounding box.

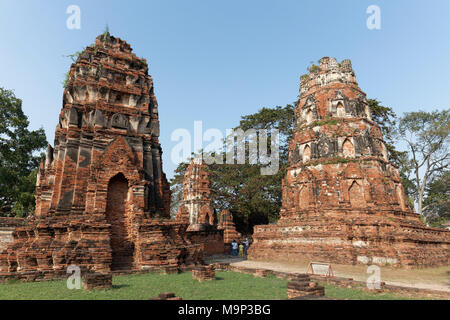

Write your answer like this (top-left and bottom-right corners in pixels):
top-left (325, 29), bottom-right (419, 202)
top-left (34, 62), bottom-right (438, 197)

top-left (231, 240), bottom-right (238, 256)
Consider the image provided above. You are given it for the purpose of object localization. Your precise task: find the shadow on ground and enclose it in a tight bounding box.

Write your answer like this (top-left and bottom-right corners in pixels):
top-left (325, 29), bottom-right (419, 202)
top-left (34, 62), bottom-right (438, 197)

top-left (112, 284), bottom-right (130, 289)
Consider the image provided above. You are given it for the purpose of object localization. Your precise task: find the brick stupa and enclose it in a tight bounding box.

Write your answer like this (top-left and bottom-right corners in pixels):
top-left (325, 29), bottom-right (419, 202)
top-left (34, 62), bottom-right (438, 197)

top-left (176, 158), bottom-right (217, 231)
top-left (175, 159), bottom-right (242, 254)
top-left (0, 33), bottom-right (201, 280)
top-left (248, 57), bottom-right (450, 268)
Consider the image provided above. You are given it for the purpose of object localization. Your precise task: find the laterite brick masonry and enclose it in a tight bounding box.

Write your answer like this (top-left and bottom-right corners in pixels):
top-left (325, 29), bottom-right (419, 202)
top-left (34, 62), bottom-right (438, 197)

top-left (248, 57), bottom-right (450, 268)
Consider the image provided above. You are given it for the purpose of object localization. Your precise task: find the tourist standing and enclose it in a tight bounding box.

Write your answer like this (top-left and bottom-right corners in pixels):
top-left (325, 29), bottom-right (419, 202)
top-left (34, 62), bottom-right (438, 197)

top-left (231, 240), bottom-right (238, 256)
top-left (243, 238), bottom-right (249, 256)
top-left (239, 242), bottom-right (244, 257)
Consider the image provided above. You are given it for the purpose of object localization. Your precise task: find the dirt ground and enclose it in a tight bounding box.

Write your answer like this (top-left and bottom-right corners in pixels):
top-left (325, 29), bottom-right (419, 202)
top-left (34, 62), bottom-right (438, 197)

top-left (206, 255), bottom-right (450, 292)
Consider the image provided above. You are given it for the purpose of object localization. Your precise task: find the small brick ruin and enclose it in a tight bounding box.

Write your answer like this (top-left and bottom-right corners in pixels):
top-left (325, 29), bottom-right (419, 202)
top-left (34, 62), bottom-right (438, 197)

top-left (192, 264), bottom-right (216, 282)
top-left (248, 57), bottom-right (450, 268)
top-left (176, 159), bottom-right (241, 255)
top-left (0, 33), bottom-right (202, 281)
top-left (287, 274), bottom-right (325, 299)
top-left (82, 272), bottom-right (112, 290)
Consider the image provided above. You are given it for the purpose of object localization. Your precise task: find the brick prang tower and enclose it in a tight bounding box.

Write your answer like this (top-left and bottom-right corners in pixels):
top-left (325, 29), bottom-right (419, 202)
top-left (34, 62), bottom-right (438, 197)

top-left (35, 32), bottom-right (170, 218)
top-left (176, 158), bottom-right (217, 231)
top-left (248, 57), bottom-right (450, 268)
top-left (0, 33), bottom-right (201, 279)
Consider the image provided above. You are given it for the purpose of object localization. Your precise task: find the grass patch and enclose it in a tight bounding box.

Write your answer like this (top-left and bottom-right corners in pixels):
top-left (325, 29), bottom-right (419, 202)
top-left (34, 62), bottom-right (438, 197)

top-left (0, 271), bottom-right (288, 300)
top-left (0, 271), bottom-right (428, 300)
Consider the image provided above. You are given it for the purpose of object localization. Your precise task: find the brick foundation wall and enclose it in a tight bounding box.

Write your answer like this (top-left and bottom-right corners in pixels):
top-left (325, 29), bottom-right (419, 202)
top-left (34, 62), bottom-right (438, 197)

top-left (186, 229), bottom-right (225, 255)
top-left (248, 212), bottom-right (450, 268)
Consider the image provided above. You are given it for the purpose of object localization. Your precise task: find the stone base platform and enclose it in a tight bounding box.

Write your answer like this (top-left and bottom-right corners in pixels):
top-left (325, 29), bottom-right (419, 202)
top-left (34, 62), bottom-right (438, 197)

top-left (0, 215), bottom-right (203, 281)
top-left (248, 211), bottom-right (450, 268)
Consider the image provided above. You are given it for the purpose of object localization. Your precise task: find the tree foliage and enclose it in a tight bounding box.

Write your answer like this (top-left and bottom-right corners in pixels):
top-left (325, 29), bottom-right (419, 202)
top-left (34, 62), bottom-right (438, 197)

top-left (0, 87), bottom-right (47, 217)
top-left (368, 99), bottom-right (415, 206)
top-left (170, 104), bottom-right (294, 234)
top-left (397, 109), bottom-right (450, 218)
top-left (422, 170), bottom-right (450, 227)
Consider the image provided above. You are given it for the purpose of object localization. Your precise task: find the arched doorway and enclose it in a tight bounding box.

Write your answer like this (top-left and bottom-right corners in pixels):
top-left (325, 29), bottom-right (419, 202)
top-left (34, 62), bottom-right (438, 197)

top-left (106, 173), bottom-right (134, 271)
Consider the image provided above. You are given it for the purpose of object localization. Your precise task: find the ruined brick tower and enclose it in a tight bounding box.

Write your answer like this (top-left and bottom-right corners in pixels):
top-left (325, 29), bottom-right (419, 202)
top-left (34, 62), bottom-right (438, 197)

top-left (175, 159), bottom-right (241, 254)
top-left (35, 32), bottom-right (170, 219)
top-left (176, 159), bottom-right (217, 231)
top-left (0, 33), bottom-right (201, 279)
top-left (248, 57), bottom-right (450, 268)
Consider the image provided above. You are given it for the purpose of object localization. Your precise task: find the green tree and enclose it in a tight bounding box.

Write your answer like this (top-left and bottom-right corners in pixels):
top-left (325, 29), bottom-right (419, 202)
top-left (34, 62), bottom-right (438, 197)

top-left (170, 161), bottom-right (189, 219)
top-left (422, 170), bottom-right (449, 227)
top-left (368, 99), bottom-right (415, 206)
top-left (207, 104), bottom-right (294, 234)
top-left (397, 109), bottom-right (450, 217)
top-left (0, 87), bottom-right (47, 217)
top-left (170, 104), bottom-right (294, 234)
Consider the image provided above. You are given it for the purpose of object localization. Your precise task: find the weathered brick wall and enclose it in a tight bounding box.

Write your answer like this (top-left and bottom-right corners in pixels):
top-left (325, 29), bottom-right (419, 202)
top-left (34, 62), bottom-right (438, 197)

top-left (248, 57), bottom-right (450, 268)
top-left (186, 229), bottom-right (225, 255)
top-left (0, 218), bottom-right (25, 252)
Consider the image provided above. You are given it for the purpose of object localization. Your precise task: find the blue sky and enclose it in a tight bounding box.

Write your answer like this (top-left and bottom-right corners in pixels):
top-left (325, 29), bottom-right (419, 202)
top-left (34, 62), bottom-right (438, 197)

top-left (1, 0), bottom-right (449, 178)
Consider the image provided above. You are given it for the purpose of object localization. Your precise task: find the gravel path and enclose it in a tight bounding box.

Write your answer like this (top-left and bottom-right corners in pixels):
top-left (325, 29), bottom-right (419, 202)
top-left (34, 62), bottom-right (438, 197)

top-left (206, 255), bottom-right (450, 293)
